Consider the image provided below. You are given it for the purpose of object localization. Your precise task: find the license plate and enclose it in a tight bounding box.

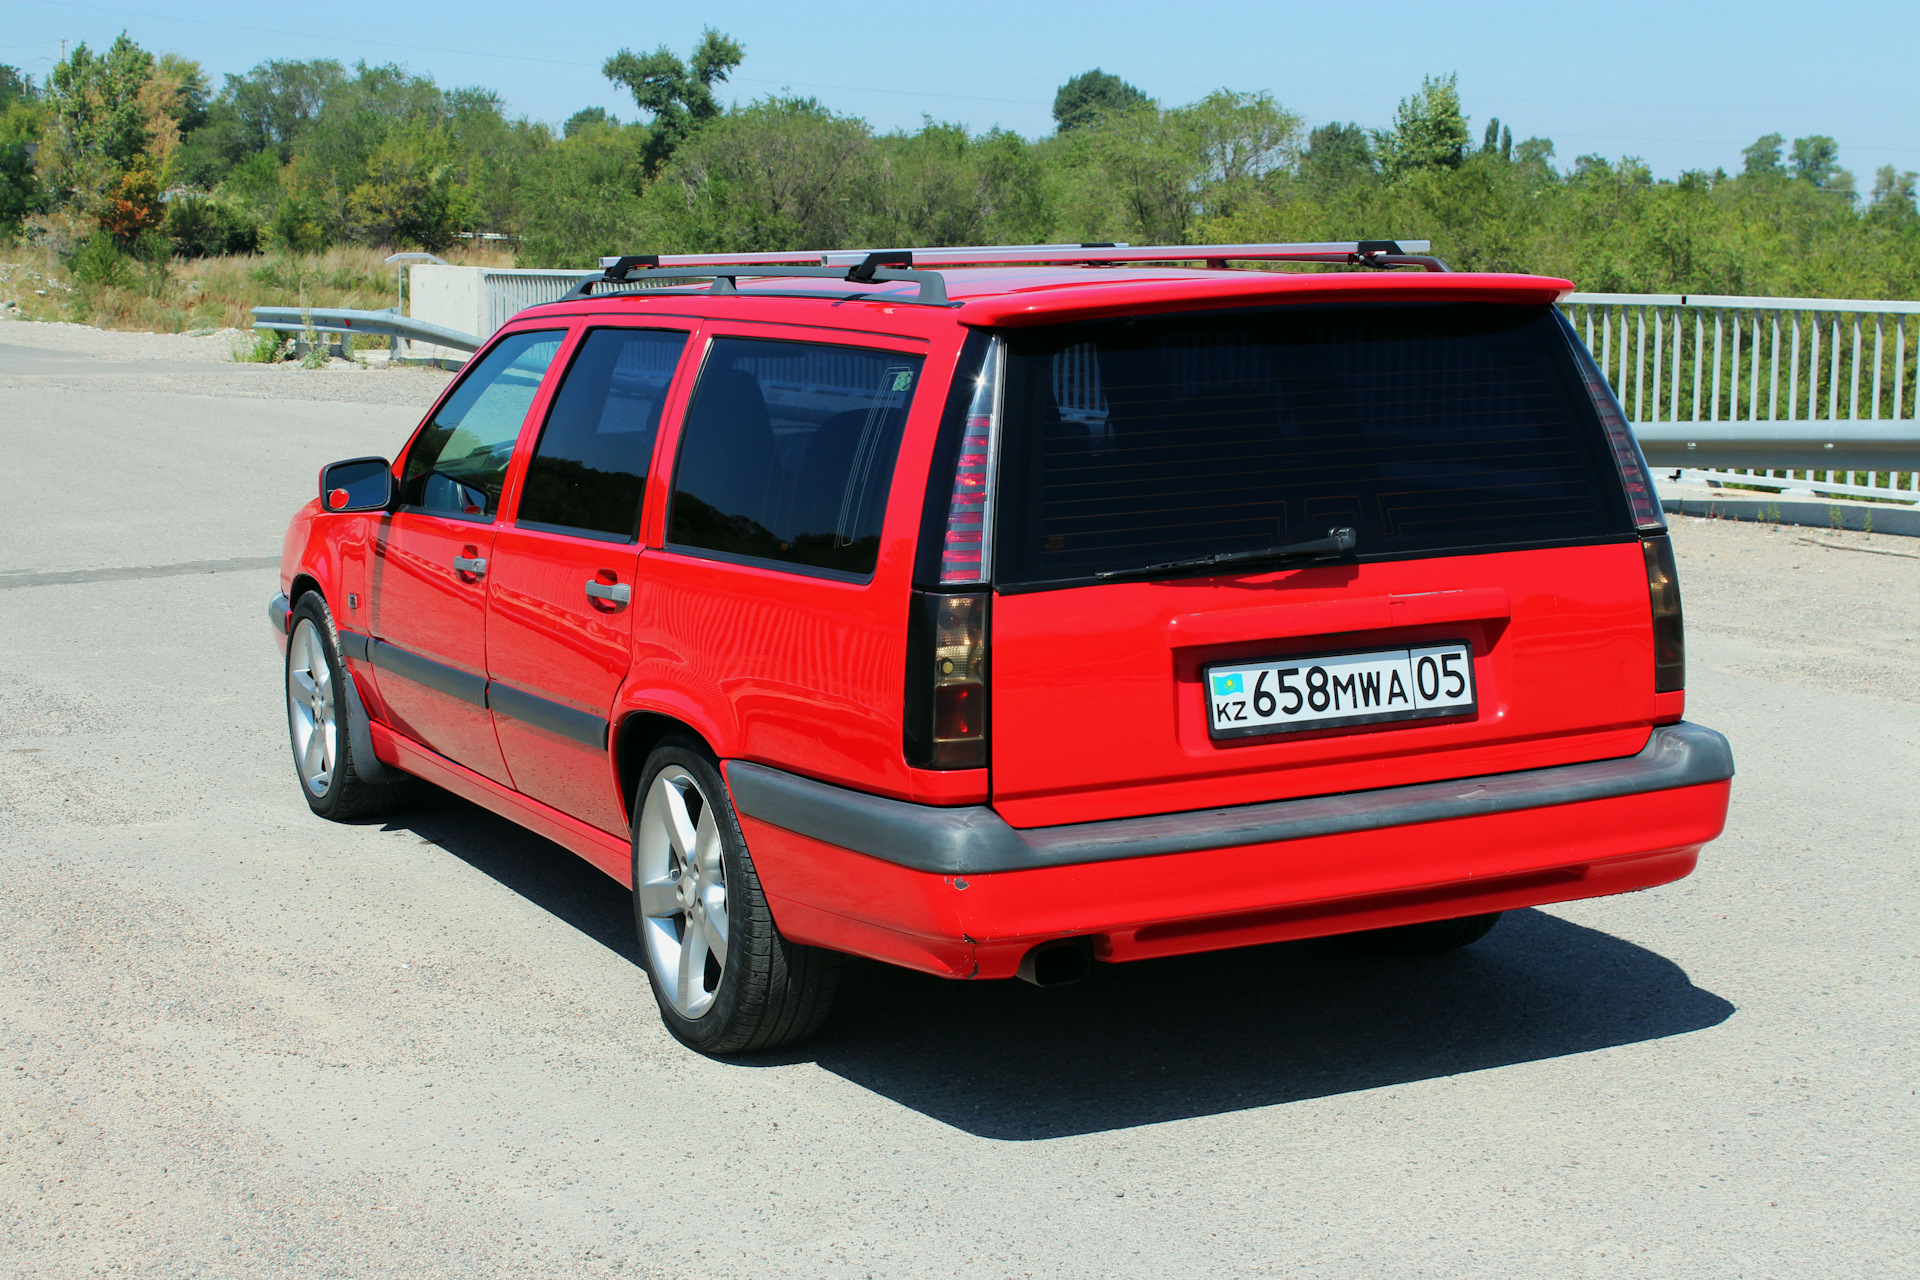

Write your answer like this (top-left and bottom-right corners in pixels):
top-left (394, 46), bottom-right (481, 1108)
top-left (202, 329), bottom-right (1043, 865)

top-left (1204, 641), bottom-right (1477, 740)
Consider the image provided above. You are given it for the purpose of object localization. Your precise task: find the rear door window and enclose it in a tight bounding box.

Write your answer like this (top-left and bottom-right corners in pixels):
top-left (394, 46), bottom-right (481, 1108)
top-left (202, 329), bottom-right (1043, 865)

top-left (402, 329), bottom-right (564, 518)
top-left (515, 328), bottom-right (689, 539)
top-left (994, 302), bottom-right (1633, 586)
top-left (668, 336), bottom-right (923, 579)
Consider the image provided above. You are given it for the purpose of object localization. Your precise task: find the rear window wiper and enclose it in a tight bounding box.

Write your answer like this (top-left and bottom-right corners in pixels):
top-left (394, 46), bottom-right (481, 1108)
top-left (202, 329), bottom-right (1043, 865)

top-left (1093, 527), bottom-right (1358, 582)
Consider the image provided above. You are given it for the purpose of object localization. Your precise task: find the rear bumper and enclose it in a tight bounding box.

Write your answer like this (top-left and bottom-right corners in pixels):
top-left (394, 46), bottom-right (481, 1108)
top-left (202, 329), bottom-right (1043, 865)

top-left (727, 723), bottom-right (1733, 979)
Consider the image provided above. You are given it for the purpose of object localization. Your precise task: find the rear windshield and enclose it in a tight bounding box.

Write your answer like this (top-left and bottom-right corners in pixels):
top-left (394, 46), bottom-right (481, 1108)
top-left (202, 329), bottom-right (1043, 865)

top-left (993, 302), bottom-right (1633, 586)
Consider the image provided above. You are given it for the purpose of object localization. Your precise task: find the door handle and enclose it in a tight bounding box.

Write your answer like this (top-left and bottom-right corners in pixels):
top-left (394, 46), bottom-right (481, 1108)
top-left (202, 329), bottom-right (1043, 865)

top-left (584, 580), bottom-right (631, 606)
top-left (452, 555), bottom-right (488, 576)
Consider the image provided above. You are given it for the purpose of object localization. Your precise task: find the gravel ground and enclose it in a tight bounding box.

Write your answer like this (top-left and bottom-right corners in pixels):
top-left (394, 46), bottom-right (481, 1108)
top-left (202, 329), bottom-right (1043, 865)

top-left (0, 317), bottom-right (456, 408)
top-left (1672, 517), bottom-right (1920, 706)
top-left (1, 324), bottom-right (1914, 1279)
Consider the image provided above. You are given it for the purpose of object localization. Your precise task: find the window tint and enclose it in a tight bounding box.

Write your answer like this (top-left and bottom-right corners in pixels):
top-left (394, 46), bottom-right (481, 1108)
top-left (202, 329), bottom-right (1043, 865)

top-left (669, 337), bottom-right (923, 578)
top-left (401, 329), bottom-right (563, 517)
top-left (995, 303), bottom-right (1632, 585)
top-left (516, 328), bottom-right (688, 538)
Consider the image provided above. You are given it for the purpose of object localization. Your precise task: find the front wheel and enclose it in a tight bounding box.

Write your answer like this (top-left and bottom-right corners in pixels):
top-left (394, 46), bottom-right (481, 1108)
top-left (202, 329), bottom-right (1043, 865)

top-left (1345, 912), bottom-right (1502, 957)
top-left (285, 593), bottom-right (411, 821)
top-left (632, 736), bottom-right (841, 1054)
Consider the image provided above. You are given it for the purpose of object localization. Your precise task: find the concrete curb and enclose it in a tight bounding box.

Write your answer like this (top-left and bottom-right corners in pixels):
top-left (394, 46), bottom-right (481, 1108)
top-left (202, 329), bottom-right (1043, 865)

top-left (1661, 494), bottom-right (1920, 537)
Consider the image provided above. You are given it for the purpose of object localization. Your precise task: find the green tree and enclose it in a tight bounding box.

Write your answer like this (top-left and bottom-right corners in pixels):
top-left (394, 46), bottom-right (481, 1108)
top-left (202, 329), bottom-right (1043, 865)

top-left (1869, 165), bottom-right (1917, 219)
top-left (1300, 122), bottom-right (1376, 197)
top-left (638, 96), bottom-right (872, 253)
top-left (515, 123), bottom-right (647, 265)
top-left (345, 121), bottom-right (468, 249)
top-left (1480, 116), bottom-right (1512, 161)
top-left (564, 107), bottom-right (615, 138)
top-left (1052, 69), bottom-right (1147, 133)
top-left (1061, 91), bottom-right (1299, 242)
top-left (0, 140), bottom-right (40, 233)
top-left (0, 65), bottom-right (34, 110)
top-left (1741, 133), bottom-right (1784, 178)
top-left (1375, 73), bottom-right (1470, 180)
top-left (225, 59), bottom-right (347, 161)
top-left (44, 33), bottom-right (157, 201)
top-left (602, 28), bottom-right (743, 175)
top-left (1790, 135), bottom-right (1844, 189)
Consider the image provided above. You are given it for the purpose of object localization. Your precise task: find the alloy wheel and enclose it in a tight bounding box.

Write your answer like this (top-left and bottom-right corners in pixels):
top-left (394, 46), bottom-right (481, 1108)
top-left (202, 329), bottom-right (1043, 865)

top-left (286, 617), bottom-right (337, 798)
top-left (635, 765), bottom-right (730, 1018)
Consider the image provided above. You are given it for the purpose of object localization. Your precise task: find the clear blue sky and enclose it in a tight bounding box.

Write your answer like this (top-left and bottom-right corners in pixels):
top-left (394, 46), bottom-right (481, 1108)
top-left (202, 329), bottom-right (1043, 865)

top-left (8, 0), bottom-right (1917, 183)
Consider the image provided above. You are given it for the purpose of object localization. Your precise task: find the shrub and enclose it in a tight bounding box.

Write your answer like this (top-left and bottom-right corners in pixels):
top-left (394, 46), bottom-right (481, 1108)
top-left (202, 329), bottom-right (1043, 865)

top-left (232, 328), bottom-right (287, 362)
top-left (67, 230), bottom-right (132, 286)
top-left (263, 196), bottom-right (329, 253)
top-left (164, 194), bottom-right (261, 257)
top-left (99, 164), bottom-right (165, 244)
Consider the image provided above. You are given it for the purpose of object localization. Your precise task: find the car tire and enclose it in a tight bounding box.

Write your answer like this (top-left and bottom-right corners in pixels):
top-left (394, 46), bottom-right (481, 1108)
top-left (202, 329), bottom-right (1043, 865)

top-left (285, 592), bottom-right (413, 822)
top-left (631, 735), bottom-right (842, 1054)
top-left (1346, 911), bottom-right (1502, 957)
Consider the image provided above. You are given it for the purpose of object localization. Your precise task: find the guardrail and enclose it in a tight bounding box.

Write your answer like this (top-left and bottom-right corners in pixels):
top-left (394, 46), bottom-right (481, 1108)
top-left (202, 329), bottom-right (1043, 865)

top-left (1561, 292), bottom-right (1920, 504)
top-left (251, 289), bottom-right (1920, 505)
top-left (249, 306), bottom-right (482, 354)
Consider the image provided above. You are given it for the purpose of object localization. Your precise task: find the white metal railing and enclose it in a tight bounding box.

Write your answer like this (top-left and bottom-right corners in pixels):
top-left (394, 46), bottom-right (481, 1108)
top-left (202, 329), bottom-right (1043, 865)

top-left (481, 268), bottom-right (594, 335)
top-left (1561, 292), bottom-right (1920, 505)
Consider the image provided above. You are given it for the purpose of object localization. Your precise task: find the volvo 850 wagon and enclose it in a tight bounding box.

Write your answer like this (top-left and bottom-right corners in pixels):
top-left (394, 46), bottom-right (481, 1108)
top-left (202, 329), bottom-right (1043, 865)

top-left (271, 240), bottom-right (1733, 1053)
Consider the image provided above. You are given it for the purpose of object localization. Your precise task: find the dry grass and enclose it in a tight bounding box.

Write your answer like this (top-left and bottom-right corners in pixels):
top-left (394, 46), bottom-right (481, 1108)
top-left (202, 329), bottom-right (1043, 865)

top-left (0, 243), bottom-right (517, 335)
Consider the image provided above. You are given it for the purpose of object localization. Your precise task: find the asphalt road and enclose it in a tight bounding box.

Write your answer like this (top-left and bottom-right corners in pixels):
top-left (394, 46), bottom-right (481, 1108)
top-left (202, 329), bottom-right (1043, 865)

top-left (2, 323), bottom-right (1915, 1279)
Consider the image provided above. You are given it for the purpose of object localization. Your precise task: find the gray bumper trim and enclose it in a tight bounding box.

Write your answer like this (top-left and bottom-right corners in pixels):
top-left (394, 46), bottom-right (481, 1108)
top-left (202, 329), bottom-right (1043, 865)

top-left (726, 722), bottom-right (1735, 877)
top-left (268, 592), bottom-right (291, 636)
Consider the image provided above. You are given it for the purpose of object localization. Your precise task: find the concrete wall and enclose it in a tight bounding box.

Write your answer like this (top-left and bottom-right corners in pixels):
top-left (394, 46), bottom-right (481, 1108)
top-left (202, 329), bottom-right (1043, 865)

top-left (406, 265), bottom-right (487, 363)
top-left (403, 266), bottom-right (597, 365)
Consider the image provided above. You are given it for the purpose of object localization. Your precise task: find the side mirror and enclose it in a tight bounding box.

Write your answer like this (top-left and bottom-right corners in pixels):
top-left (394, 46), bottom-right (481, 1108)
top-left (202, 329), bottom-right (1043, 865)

top-left (319, 457), bottom-right (395, 513)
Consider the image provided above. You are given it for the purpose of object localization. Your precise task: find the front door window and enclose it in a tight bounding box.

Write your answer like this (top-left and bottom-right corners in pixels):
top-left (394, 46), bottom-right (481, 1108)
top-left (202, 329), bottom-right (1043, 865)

top-left (402, 330), bottom-right (565, 518)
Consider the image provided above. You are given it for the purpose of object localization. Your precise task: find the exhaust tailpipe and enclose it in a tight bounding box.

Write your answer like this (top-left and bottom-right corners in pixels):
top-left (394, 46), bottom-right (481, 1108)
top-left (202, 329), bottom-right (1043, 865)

top-left (1016, 937), bottom-right (1094, 987)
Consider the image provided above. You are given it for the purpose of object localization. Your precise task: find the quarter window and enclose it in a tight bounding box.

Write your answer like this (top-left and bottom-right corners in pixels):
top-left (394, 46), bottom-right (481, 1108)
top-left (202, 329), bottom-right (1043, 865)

top-left (401, 329), bottom-right (564, 518)
top-left (516, 328), bottom-right (689, 538)
top-left (669, 337), bottom-right (923, 578)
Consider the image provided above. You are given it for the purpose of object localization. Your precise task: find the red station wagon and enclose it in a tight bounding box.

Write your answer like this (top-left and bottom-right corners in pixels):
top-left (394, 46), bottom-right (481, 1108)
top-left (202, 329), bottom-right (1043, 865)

top-left (271, 240), bottom-right (1734, 1054)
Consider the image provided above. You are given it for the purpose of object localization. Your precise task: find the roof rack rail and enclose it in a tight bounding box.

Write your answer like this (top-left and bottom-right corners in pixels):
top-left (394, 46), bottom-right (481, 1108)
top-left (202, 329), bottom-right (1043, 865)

top-left (549, 238), bottom-right (1446, 308)
top-left (557, 253), bottom-right (955, 306)
top-left (816, 240), bottom-right (1445, 271)
top-left (594, 240), bottom-right (1441, 272)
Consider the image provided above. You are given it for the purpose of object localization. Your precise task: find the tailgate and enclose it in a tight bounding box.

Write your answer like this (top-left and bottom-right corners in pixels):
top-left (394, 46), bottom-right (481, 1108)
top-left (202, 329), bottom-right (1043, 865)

top-left (990, 543), bottom-right (1654, 827)
top-left (979, 298), bottom-right (1658, 828)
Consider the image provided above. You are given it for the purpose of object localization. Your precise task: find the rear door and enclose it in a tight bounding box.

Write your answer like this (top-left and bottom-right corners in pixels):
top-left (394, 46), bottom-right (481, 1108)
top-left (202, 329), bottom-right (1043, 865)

top-left (633, 326), bottom-right (930, 790)
top-left (372, 327), bottom-right (566, 784)
top-left (485, 324), bottom-right (695, 833)
top-left (984, 302), bottom-right (1656, 827)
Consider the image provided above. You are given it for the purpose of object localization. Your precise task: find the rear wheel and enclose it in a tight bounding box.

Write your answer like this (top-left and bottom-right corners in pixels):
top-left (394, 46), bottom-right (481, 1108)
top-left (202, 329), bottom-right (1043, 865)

top-left (632, 736), bottom-right (841, 1054)
top-left (1346, 912), bottom-right (1502, 957)
top-left (285, 593), bottom-right (411, 821)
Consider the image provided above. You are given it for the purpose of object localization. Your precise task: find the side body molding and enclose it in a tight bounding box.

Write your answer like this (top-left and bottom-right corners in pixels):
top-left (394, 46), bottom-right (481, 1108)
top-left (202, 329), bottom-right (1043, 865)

top-left (726, 722), bottom-right (1736, 877)
top-left (340, 627), bottom-right (611, 750)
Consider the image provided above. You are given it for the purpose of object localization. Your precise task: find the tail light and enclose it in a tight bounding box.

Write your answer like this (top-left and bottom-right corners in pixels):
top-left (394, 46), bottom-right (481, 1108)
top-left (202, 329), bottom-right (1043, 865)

top-left (1643, 534), bottom-right (1685, 692)
top-left (906, 335), bottom-right (998, 770)
top-left (936, 339), bottom-right (1001, 584)
top-left (1565, 316), bottom-right (1667, 531)
top-left (905, 590), bottom-right (989, 768)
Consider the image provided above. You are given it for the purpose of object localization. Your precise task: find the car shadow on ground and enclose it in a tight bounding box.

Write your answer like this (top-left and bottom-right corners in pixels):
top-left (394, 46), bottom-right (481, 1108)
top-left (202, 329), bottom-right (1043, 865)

top-left (393, 790), bottom-right (1735, 1142)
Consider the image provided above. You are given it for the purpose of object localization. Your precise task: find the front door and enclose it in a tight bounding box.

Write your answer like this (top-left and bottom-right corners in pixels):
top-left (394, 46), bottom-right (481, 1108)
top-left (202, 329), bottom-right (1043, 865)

top-left (486, 325), bottom-right (693, 833)
top-left (372, 327), bottom-right (568, 784)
